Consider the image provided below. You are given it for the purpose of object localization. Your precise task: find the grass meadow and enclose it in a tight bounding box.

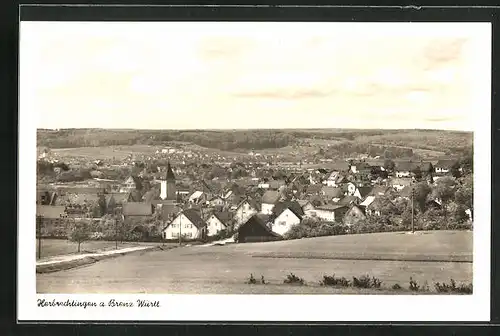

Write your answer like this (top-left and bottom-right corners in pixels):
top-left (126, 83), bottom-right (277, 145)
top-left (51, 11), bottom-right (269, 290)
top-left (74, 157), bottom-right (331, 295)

top-left (36, 231), bottom-right (472, 294)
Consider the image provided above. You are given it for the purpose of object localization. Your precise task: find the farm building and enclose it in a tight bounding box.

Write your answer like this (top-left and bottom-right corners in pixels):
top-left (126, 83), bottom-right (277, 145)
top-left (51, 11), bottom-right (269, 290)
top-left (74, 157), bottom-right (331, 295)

top-left (237, 214), bottom-right (281, 243)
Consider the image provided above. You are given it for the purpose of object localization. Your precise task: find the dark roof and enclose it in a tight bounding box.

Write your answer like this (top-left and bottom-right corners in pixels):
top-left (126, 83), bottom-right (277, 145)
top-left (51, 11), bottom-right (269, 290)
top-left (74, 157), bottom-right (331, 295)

top-left (56, 187), bottom-right (104, 195)
top-left (261, 190), bottom-right (281, 204)
top-left (368, 185), bottom-right (390, 196)
top-left (256, 213), bottom-right (272, 224)
top-left (272, 201), bottom-right (305, 218)
top-left (357, 186), bottom-right (373, 198)
top-left (321, 186), bottom-right (344, 198)
top-left (131, 176), bottom-right (144, 188)
top-left (161, 203), bottom-right (181, 220)
top-left (395, 161), bottom-right (419, 172)
top-left (142, 189), bottom-right (160, 203)
top-left (239, 214), bottom-right (279, 237)
top-left (165, 162), bottom-right (176, 180)
top-left (200, 180), bottom-right (215, 193)
top-left (122, 202), bottom-right (153, 216)
top-left (37, 205), bottom-right (66, 219)
top-left (365, 159), bottom-right (385, 167)
top-left (56, 193), bottom-right (100, 206)
top-left (435, 159), bottom-right (458, 169)
top-left (367, 198), bottom-right (391, 211)
top-left (390, 178), bottom-right (412, 186)
top-left (109, 192), bottom-right (129, 204)
top-left (213, 211), bottom-right (233, 224)
top-left (317, 168), bottom-right (329, 174)
top-left (354, 162), bottom-right (372, 170)
top-left (337, 196), bottom-right (359, 206)
top-left (306, 184), bottom-right (322, 194)
top-left (316, 204), bottom-right (347, 211)
top-left (328, 161), bottom-right (350, 171)
top-left (398, 186), bottom-right (414, 198)
top-left (236, 197), bottom-right (261, 211)
top-left (180, 209), bottom-right (206, 229)
top-left (269, 180), bottom-right (286, 189)
top-left (419, 162), bottom-right (434, 171)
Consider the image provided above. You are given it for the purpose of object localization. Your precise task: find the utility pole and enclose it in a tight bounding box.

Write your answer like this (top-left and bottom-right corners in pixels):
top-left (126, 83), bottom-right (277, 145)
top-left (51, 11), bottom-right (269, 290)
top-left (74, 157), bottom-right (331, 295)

top-left (411, 180), bottom-right (415, 233)
top-left (179, 208), bottom-right (182, 246)
top-left (36, 215), bottom-right (42, 260)
top-left (115, 214), bottom-right (118, 250)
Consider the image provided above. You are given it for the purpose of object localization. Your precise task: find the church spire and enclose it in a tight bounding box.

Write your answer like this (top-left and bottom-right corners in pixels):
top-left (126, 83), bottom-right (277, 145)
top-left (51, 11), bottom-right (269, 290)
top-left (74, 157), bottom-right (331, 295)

top-left (166, 161), bottom-right (176, 181)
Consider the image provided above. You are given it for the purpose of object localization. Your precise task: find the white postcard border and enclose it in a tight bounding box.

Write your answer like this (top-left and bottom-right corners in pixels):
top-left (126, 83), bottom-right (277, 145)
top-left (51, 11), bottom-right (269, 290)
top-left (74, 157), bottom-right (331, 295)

top-left (18, 21), bottom-right (491, 322)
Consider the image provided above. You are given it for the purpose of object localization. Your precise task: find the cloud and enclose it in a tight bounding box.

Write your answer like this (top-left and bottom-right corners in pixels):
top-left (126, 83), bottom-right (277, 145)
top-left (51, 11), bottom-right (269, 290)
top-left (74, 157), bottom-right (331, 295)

top-left (232, 88), bottom-right (336, 99)
top-left (422, 38), bottom-right (468, 69)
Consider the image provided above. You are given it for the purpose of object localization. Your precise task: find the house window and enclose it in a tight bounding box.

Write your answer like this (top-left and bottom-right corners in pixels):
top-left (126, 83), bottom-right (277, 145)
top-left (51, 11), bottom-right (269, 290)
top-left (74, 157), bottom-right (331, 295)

top-left (172, 232), bottom-right (179, 238)
top-left (185, 223), bottom-right (193, 229)
top-left (279, 221), bottom-right (286, 226)
top-left (171, 223), bottom-right (177, 228)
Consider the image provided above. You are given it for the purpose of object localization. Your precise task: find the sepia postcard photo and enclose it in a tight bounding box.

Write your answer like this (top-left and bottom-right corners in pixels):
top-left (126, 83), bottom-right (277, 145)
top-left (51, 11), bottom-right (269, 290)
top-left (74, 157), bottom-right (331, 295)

top-left (18, 20), bottom-right (491, 322)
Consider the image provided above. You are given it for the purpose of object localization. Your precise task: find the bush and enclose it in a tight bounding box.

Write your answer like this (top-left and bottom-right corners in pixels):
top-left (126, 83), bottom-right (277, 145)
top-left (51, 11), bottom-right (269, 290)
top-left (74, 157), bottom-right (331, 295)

top-left (409, 277), bottom-right (420, 291)
top-left (352, 275), bottom-right (382, 289)
top-left (283, 273), bottom-right (305, 286)
top-left (246, 273), bottom-right (257, 284)
top-left (283, 218), bottom-right (348, 240)
top-left (392, 283), bottom-right (402, 290)
top-left (434, 279), bottom-right (473, 294)
top-left (321, 274), bottom-right (350, 287)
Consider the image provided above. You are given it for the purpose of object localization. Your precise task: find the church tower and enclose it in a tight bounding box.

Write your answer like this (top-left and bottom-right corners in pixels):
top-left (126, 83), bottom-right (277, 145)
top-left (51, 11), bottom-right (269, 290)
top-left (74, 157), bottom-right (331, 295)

top-left (160, 162), bottom-right (176, 201)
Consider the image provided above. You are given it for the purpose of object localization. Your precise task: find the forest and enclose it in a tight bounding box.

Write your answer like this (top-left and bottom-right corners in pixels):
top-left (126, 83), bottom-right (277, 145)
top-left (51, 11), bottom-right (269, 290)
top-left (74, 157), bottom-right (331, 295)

top-left (37, 128), bottom-right (473, 156)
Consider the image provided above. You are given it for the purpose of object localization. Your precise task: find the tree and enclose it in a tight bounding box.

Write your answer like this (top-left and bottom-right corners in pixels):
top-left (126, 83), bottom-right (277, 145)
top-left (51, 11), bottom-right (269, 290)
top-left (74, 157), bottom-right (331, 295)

top-left (413, 182), bottom-right (432, 213)
top-left (383, 159), bottom-right (395, 172)
top-left (432, 177), bottom-right (457, 223)
top-left (448, 201), bottom-right (469, 227)
top-left (450, 162), bottom-right (462, 178)
top-left (455, 175), bottom-right (473, 216)
top-left (98, 194), bottom-right (107, 217)
top-left (460, 149), bottom-right (473, 175)
top-left (68, 220), bottom-right (91, 253)
top-left (411, 166), bottom-right (422, 181)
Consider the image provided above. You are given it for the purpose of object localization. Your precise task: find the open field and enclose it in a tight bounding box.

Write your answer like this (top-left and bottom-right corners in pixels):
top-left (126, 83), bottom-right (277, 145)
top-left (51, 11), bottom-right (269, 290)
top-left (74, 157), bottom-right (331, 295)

top-left (49, 145), bottom-right (159, 160)
top-left (37, 231), bottom-right (472, 294)
top-left (36, 239), bottom-right (162, 260)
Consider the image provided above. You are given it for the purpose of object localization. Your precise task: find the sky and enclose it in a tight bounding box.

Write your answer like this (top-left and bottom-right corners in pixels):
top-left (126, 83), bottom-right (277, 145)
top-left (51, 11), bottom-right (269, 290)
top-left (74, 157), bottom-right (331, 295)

top-left (20, 22), bottom-right (491, 131)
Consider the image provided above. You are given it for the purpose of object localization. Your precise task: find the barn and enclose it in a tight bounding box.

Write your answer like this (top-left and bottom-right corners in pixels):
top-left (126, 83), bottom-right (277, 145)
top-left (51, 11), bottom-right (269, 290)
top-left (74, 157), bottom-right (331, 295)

top-left (237, 214), bottom-right (281, 243)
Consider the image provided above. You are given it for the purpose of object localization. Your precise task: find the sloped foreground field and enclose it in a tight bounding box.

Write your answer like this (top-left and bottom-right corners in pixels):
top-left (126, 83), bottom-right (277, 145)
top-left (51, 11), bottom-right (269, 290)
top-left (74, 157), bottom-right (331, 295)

top-left (37, 231), bottom-right (472, 294)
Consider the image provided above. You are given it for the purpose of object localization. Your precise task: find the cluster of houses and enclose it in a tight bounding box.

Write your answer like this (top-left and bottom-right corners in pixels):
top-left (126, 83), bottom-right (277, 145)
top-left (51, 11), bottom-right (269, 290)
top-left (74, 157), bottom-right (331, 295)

top-left (36, 157), bottom-right (468, 243)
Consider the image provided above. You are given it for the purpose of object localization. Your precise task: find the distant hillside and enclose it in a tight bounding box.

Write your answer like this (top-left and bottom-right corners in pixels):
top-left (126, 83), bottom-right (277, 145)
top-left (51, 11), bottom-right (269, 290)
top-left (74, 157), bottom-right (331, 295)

top-left (37, 128), bottom-right (473, 156)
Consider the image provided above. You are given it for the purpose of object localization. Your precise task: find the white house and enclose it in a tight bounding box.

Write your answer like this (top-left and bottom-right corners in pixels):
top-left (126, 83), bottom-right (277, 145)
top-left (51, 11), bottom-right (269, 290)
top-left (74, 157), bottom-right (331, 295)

top-left (208, 196), bottom-right (225, 208)
top-left (234, 199), bottom-right (259, 228)
top-left (188, 191), bottom-right (207, 204)
top-left (162, 209), bottom-right (206, 240)
top-left (390, 178), bottom-right (412, 192)
top-left (206, 211), bottom-right (232, 236)
top-left (272, 208), bottom-right (302, 236)
top-left (314, 204), bottom-right (348, 222)
top-left (260, 190), bottom-right (281, 215)
top-left (297, 200), bottom-right (316, 217)
top-left (435, 159), bottom-right (460, 175)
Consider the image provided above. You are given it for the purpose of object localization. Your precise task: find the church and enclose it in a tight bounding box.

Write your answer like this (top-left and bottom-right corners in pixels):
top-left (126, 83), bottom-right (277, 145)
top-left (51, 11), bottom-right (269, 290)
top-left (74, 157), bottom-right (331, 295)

top-left (160, 162), bottom-right (177, 201)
